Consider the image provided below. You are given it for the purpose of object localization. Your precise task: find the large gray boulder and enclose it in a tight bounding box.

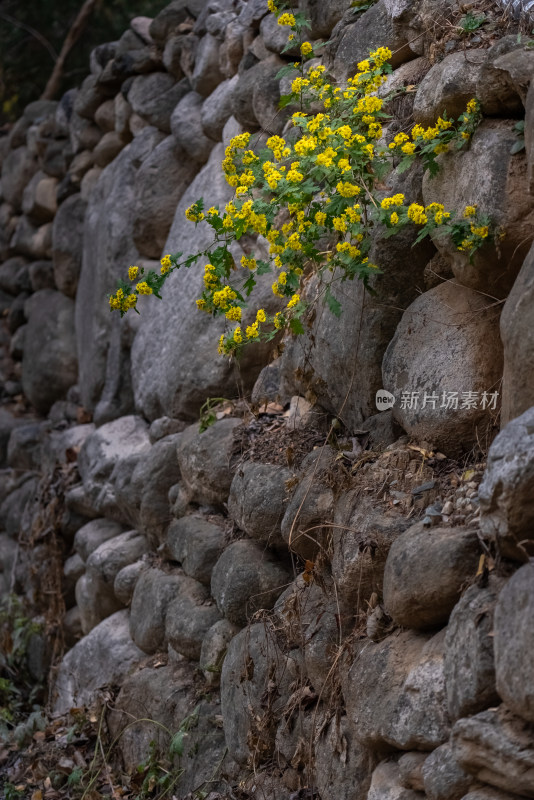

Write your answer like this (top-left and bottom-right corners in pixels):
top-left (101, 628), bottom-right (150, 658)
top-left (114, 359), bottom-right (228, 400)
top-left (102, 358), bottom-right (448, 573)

top-left (413, 51), bottom-right (485, 127)
top-left (445, 577), bottom-right (502, 722)
top-left (128, 73), bottom-right (189, 132)
top-left (221, 622), bottom-right (298, 764)
top-left (52, 610), bottom-right (145, 714)
top-left (176, 417), bottom-right (240, 507)
top-left (382, 281), bottom-right (503, 455)
top-left (170, 91), bottom-right (217, 164)
top-left (167, 515), bottom-right (225, 584)
top-left (383, 523), bottom-right (481, 630)
top-left (452, 706), bottom-right (534, 799)
top-left (52, 194), bottom-right (87, 298)
top-left (422, 120), bottom-right (534, 298)
top-left (1, 146), bottom-right (39, 210)
top-left (132, 135), bottom-right (198, 258)
top-left (228, 461), bottom-right (291, 548)
top-left (279, 162), bottom-right (434, 433)
top-left (494, 563), bottom-right (534, 723)
top-left (500, 243), bottom-right (534, 425)
top-left (165, 583), bottom-right (221, 660)
top-left (211, 539), bottom-right (291, 626)
top-left (129, 567), bottom-right (185, 653)
top-left (74, 518), bottom-right (125, 562)
top-left (478, 406), bottom-right (534, 561)
top-left (77, 415), bottom-right (151, 516)
top-left (21, 290), bottom-right (78, 414)
top-left (75, 126), bottom-right (165, 411)
top-left (131, 144), bottom-right (280, 421)
top-left (343, 629), bottom-right (450, 751)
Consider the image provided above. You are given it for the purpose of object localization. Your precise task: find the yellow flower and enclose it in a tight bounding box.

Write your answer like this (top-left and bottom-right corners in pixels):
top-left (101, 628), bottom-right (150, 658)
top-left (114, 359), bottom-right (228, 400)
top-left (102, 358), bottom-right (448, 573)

top-left (463, 206), bottom-right (477, 218)
top-left (380, 194), bottom-right (404, 210)
top-left (272, 282), bottom-right (284, 298)
top-left (233, 326), bottom-right (243, 344)
top-left (471, 225), bottom-right (489, 238)
top-left (196, 298), bottom-right (206, 310)
top-left (136, 281), bottom-right (153, 295)
top-left (315, 211), bottom-right (327, 225)
top-left (287, 293), bottom-right (300, 308)
top-left (401, 142), bottom-right (416, 155)
top-left (128, 265), bottom-right (139, 280)
top-left (218, 334), bottom-right (226, 354)
top-left (160, 254), bottom-right (172, 274)
top-left (256, 308), bottom-right (266, 322)
top-left (390, 212), bottom-right (399, 225)
top-left (274, 312), bottom-right (284, 329)
top-left (278, 12), bottom-right (296, 26)
top-left (407, 203), bottom-right (428, 225)
top-left (466, 99), bottom-right (478, 114)
top-left (241, 255), bottom-right (257, 270)
top-left (226, 306), bottom-right (242, 321)
top-left (301, 41), bottom-right (313, 56)
top-left (336, 181), bottom-right (360, 198)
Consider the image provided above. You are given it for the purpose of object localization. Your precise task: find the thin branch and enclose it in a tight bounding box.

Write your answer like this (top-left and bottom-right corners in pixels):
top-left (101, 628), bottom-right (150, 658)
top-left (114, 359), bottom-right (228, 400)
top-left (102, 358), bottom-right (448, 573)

top-left (0, 9), bottom-right (58, 62)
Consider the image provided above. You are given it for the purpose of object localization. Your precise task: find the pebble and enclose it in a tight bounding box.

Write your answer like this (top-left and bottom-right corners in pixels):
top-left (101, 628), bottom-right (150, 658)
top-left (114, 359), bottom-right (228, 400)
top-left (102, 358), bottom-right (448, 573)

top-left (442, 500), bottom-right (454, 516)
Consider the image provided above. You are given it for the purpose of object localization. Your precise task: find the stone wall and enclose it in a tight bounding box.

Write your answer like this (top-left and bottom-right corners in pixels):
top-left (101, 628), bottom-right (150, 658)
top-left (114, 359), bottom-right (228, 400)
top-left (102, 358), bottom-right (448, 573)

top-left (1, 0), bottom-right (534, 798)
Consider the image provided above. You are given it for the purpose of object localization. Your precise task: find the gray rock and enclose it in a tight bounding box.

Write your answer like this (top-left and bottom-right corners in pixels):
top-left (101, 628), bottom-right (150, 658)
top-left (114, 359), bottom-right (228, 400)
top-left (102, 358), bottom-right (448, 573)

top-left (129, 567), bottom-right (186, 653)
top-left (326, 1), bottom-right (415, 86)
top-left (383, 281), bottom-right (503, 456)
top-left (398, 752), bottom-right (427, 792)
top-left (69, 111), bottom-right (101, 154)
top-left (0, 477), bottom-right (38, 537)
top-left (200, 76), bottom-right (237, 141)
top-left (162, 35), bottom-right (186, 79)
top-left (445, 577), bottom-right (502, 721)
top-left (221, 622), bottom-right (298, 764)
top-left (422, 741), bottom-right (475, 800)
top-left (219, 19), bottom-right (245, 79)
top-left (130, 143), bottom-right (279, 420)
top-left (21, 290), bottom-right (77, 414)
top-left (298, 0), bottom-right (353, 38)
top-left (177, 417), bottom-right (240, 507)
top-left (494, 563), bottom-right (534, 723)
top-left (170, 91), bottom-right (216, 164)
top-left (113, 560), bottom-right (145, 605)
top-left (149, 0), bottom-right (193, 43)
top-left (22, 171), bottom-right (58, 223)
top-left (75, 571), bottom-right (123, 633)
top-left (94, 98), bottom-right (115, 132)
top-left (200, 617), bottom-right (241, 686)
top-left (63, 553), bottom-right (85, 604)
top-left (86, 529), bottom-right (148, 586)
top-left (368, 760), bottom-right (426, 800)
top-left (52, 194), bottom-right (87, 298)
top-left (314, 715), bottom-right (378, 800)
top-left (260, 13), bottom-right (299, 57)
top-left (77, 415), bottom-right (151, 516)
top-left (74, 74), bottom-right (111, 120)
top-left (166, 583), bottom-right (221, 660)
top-left (413, 51), bottom-right (485, 127)
top-left (1, 146), bottom-right (38, 211)
top-left (343, 629), bottom-right (451, 751)
top-left (132, 135), bottom-right (198, 258)
top-left (228, 461), bottom-right (291, 548)
top-left (29, 259), bottom-right (56, 291)
top-left (333, 493), bottom-right (410, 632)
top-left (461, 788), bottom-right (526, 800)
top-left (128, 73), bottom-right (189, 133)
top-left (500, 243), bottom-right (534, 425)
top-left (211, 539), bottom-right (291, 626)
top-left (422, 120), bottom-right (534, 298)
top-left (383, 523), bottom-right (481, 630)
top-left (452, 706), bottom-right (534, 799)
top-left (7, 423), bottom-right (45, 471)
top-left (275, 576), bottom-right (340, 692)
top-left (11, 216), bottom-right (53, 260)
top-left (0, 257), bottom-right (30, 296)
top-left (53, 609), bottom-right (145, 714)
top-left (476, 37), bottom-right (532, 117)
top-left (192, 33), bottom-right (224, 96)
top-left (148, 415), bottom-right (187, 442)
top-left (478, 406), bottom-right (534, 561)
top-left (279, 161), bottom-right (434, 433)
top-left (75, 126), bottom-right (165, 410)
top-left (167, 515), bottom-right (225, 584)
top-left (280, 447), bottom-right (335, 560)
top-left (93, 130), bottom-right (125, 167)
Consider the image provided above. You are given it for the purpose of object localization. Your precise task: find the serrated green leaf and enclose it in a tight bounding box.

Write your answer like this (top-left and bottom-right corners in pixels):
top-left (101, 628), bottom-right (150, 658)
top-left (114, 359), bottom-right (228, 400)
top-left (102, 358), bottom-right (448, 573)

top-left (325, 288), bottom-right (342, 317)
top-left (290, 318), bottom-right (305, 335)
top-left (278, 93), bottom-right (295, 110)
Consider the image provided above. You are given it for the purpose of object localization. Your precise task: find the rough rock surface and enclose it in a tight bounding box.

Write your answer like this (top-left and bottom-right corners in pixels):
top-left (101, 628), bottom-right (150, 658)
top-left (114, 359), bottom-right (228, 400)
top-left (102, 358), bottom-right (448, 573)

top-left (383, 281), bottom-right (503, 455)
top-left (53, 610), bottom-right (145, 714)
top-left (478, 406), bottom-right (534, 561)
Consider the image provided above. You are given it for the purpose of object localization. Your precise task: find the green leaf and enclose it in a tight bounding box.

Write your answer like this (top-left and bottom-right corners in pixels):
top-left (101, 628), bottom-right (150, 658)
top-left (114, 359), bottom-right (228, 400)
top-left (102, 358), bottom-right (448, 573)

top-left (275, 64), bottom-right (298, 80)
top-left (278, 93), bottom-right (295, 110)
top-left (510, 138), bottom-right (525, 154)
top-left (256, 260), bottom-right (271, 275)
top-left (290, 318), bottom-right (305, 335)
top-left (325, 288), bottom-right (342, 317)
top-left (170, 730), bottom-right (187, 757)
top-left (396, 156), bottom-right (416, 175)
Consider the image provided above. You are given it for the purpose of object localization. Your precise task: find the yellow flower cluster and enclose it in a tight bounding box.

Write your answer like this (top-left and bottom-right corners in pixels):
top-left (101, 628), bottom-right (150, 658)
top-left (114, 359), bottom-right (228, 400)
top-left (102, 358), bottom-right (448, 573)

top-left (109, 287), bottom-right (137, 312)
top-left (278, 12), bottom-right (295, 26)
top-left (160, 254), bottom-right (172, 274)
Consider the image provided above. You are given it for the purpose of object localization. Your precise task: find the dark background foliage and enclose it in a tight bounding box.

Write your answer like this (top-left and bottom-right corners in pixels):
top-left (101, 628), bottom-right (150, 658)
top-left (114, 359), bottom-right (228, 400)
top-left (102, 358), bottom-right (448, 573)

top-left (0, 0), bottom-right (166, 122)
